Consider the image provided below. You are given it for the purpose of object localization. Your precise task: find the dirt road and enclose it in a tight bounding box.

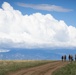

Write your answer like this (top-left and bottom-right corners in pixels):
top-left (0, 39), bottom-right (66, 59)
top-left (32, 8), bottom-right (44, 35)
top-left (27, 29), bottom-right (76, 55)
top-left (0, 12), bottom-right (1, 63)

top-left (9, 61), bottom-right (68, 75)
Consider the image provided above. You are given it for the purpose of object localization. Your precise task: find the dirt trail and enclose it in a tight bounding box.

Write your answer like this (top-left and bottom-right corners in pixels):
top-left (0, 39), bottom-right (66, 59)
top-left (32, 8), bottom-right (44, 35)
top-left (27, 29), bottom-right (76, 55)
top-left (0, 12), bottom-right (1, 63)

top-left (9, 61), bottom-right (68, 75)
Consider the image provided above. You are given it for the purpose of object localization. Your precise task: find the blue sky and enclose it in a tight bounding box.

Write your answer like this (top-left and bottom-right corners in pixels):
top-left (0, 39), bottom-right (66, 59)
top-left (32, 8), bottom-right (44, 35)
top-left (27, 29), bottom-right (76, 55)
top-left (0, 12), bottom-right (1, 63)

top-left (0, 0), bottom-right (76, 60)
top-left (0, 0), bottom-right (76, 47)
top-left (0, 0), bottom-right (76, 26)
top-left (0, 0), bottom-right (76, 48)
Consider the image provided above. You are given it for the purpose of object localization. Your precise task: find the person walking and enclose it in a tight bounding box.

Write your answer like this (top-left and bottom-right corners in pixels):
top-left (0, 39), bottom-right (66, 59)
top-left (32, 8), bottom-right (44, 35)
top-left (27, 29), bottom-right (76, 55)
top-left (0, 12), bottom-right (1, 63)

top-left (61, 56), bottom-right (63, 61)
top-left (75, 54), bottom-right (76, 61)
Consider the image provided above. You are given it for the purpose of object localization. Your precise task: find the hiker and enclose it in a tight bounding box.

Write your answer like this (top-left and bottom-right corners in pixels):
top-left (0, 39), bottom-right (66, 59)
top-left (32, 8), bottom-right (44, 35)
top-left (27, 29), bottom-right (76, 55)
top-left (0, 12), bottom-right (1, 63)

top-left (68, 54), bottom-right (71, 61)
top-left (75, 54), bottom-right (76, 61)
top-left (61, 55), bottom-right (66, 61)
top-left (61, 56), bottom-right (63, 61)
top-left (68, 55), bottom-right (73, 62)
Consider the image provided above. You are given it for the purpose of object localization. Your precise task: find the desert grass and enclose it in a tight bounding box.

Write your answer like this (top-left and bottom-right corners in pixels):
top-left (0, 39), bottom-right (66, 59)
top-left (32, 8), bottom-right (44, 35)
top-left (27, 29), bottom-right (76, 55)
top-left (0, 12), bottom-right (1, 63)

top-left (53, 62), bottom-right (76, 75)
top-left (0, 60), bottom-right (52, 75)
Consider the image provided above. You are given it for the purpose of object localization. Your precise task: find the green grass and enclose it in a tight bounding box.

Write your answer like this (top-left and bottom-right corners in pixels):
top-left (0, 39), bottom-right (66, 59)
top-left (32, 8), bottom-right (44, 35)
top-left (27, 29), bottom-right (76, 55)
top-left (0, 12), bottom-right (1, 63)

top-left (53, 62), bottom-right (76, 75)
top-left (0, 60), bottom-right (52, 75)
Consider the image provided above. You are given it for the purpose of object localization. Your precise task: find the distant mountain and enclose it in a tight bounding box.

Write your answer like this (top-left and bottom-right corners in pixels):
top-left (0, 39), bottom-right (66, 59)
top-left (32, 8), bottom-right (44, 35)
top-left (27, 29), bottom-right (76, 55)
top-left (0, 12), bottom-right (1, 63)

top-left (0, 48), bottom-right (76, 60)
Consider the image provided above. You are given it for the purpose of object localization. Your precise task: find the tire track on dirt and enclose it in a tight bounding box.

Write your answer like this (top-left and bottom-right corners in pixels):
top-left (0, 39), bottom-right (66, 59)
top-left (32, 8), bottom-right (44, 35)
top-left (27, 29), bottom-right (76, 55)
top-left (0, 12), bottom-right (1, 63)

top-left (44, 61), bottom-right (68, 75)
top-left (29, 61), bottom-right (68, 75)
top-left (9, 61), bottom-right (68, 75)
top-left (26, 62), bottom-right (60, 75)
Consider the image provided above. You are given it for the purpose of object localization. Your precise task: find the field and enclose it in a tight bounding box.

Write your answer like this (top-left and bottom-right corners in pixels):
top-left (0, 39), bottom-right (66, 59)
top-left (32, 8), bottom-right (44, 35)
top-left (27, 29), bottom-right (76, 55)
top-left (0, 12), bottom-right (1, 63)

top-left (0, 60), bottom-right (68, 75)
top-left (0, 60), bottom-right (52, 75)
top-left (53, 62), bottom-right (76, 75)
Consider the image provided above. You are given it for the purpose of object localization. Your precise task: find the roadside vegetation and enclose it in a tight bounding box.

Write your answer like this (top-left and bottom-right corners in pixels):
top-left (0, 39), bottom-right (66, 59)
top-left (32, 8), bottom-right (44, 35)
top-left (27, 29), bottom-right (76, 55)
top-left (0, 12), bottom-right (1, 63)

top-left (0, 60), bottom-right (52, 75)
top-left (53, 62), bottom-right (76, 75)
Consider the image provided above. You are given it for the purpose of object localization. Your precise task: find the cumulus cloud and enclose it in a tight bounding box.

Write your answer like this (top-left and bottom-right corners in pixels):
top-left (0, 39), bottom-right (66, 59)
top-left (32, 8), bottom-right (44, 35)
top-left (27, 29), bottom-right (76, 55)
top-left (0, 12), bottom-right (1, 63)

top-left (0, 2), bottom-right (76, 48)
top-left (17, 2), bottom-right (72, 12)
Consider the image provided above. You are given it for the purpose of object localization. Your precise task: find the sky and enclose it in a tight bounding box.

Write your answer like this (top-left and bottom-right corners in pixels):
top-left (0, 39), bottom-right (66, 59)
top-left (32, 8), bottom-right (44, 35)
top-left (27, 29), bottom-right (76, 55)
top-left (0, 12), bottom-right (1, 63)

top-left (0, 0), bottom-right (76, 59)
top-left (0, 0), bottom-right (76, 26)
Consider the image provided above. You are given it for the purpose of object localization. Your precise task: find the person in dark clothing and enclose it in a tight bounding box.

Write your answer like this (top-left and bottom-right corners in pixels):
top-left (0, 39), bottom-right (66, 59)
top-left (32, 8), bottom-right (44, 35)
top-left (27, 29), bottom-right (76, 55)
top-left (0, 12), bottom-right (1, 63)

top-left (75, 54), bottom-right (76, 61)
top-left (61, 56), bottom-right (63, 61)
top-left (68, 55), bottom-right (73, 62)
top-left (68, 55), bottom-right (70, 61)
top-left (64, 55), bottom-right (66, 61)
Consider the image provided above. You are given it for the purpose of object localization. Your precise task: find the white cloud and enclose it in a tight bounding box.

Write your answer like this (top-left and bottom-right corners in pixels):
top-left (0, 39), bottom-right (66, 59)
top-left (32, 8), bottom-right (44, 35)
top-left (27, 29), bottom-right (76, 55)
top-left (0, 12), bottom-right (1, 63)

top-left (17, 2), bottom-right (72, 12)
top-left (0, 2), bottom-right (76, 48)
top-left (0, 49), bottom-right (10, 52)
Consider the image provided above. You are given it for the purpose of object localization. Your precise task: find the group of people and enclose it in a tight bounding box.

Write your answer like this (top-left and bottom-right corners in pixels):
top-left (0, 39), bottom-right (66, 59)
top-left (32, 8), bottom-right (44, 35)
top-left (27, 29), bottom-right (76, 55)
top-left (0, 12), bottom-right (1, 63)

top-left (61, 54), bottom-right (76, 62)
